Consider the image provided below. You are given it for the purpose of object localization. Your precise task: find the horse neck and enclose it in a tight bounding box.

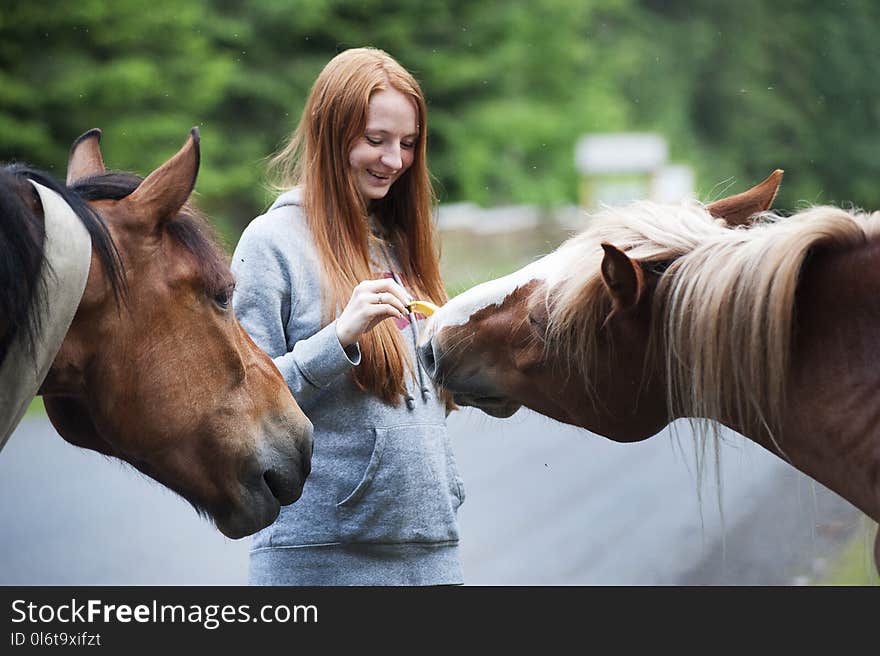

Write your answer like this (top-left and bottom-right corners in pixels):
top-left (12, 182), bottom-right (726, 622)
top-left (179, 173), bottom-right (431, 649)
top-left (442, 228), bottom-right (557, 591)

top-left (748, 238), bottom-right (880, 523)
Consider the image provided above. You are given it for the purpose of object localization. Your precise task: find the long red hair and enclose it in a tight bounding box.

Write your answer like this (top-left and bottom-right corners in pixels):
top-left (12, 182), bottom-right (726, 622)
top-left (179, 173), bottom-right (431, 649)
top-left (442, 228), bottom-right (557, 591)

top-left (268, 48), bottom-right (448, 405)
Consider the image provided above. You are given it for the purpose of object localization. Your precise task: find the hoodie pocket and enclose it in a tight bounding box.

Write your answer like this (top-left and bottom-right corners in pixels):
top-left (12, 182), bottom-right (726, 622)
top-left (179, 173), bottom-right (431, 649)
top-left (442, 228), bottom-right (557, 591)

top-left (336, 424), bottom-right (463, 544)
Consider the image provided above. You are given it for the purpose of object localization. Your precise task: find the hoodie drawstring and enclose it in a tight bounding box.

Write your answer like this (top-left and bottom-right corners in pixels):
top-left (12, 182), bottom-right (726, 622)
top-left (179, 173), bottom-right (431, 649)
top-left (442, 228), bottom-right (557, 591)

top-left (380, 244), bottom-right (431, 406)
top-left (391, 268), bottom-right (431, 405)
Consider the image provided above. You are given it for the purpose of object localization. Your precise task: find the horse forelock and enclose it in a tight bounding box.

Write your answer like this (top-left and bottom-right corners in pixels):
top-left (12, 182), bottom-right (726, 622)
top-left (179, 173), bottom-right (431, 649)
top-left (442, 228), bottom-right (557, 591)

top-left (164, 213), bottom-right (234, 297)
top-left (74, 172), bottom-right (233, 298)
top-left (546, 199), bottom-right (880, 442)
top-left (546, 201), bottom-right (725, 403)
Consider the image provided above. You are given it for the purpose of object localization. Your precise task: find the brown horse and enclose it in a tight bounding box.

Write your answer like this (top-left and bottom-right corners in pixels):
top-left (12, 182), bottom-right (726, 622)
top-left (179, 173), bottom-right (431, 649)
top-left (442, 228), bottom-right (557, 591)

top-left (419, 171), bottom-right (880, 572)
top-left (0, 129), bottom-right (312, 538)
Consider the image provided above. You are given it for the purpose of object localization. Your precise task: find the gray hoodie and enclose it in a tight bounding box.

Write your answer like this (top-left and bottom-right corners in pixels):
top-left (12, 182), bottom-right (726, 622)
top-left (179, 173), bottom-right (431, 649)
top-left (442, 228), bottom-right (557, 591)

top-left (231, 189), bottom-right (465, 585)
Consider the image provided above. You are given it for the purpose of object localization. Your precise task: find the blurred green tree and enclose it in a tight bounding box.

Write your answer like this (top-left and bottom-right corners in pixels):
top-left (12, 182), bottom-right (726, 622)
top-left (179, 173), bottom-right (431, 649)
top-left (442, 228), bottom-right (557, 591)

top-left (629, 0), bottom-right (880, 209)
top-left (3, 0), bottom-right (880, 241)
top-left (0, 0), bottom-right (239, 237)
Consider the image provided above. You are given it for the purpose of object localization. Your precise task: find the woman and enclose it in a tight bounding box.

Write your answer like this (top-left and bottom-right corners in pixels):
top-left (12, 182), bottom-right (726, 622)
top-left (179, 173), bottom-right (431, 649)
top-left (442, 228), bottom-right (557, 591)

top-left (231, 48), bottom-right (465, 585)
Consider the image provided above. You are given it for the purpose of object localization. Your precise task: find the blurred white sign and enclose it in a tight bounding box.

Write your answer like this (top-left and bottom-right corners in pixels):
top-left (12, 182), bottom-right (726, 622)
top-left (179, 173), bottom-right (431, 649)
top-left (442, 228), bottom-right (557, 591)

top-left (651, 164), bottom-right (696, 203)
top-left (575, 133), bottom-right (668, 174)
top-left (574, 132), bottom-right (694, 212)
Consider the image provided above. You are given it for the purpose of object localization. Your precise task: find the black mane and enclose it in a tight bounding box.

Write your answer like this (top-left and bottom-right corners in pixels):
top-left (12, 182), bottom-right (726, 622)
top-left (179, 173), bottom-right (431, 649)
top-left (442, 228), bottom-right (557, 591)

top-left (0, 164), bottom-right (231, 366)
top-left (0, 164), bottom-right (125, 362)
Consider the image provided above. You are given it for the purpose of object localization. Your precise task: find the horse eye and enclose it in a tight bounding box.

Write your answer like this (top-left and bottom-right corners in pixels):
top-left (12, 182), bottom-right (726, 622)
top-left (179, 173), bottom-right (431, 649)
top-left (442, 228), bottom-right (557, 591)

top-left (644, 259), bottom-right (673, 276)
top-left (213, 286), bottom-right (233, 309)
top-left (528, 312), bottom-right (547, 334)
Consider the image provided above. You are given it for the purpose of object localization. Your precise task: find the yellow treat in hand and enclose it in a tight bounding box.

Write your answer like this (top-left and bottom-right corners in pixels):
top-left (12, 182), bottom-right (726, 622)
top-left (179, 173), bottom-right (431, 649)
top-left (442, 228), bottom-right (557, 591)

top-left (407, 300), bottom-right (439, 317)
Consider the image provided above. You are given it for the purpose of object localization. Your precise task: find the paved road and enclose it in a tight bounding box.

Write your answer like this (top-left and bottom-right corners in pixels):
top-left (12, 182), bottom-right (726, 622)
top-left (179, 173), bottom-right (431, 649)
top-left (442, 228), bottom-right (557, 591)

top-left (0, 409), bottom-right (866, 585)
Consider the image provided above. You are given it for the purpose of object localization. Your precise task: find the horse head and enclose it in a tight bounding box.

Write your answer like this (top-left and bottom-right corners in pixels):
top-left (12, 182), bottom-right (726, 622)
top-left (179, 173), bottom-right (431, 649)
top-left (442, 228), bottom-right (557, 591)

top-left (419, 171), bottom-right (783, 438)
top-left (420, 169), bottom-right (880, 573)
top-left (33, 129), bottom-right (313, 538)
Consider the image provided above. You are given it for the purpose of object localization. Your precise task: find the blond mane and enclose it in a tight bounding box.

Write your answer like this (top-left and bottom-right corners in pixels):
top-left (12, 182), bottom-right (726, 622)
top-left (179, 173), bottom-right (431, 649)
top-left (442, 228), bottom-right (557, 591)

top-left (547, 199), bottom-right (880, 442)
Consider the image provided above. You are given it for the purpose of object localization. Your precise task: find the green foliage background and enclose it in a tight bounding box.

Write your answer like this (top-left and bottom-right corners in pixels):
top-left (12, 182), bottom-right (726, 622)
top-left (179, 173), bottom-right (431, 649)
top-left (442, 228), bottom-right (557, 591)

top-left (3, 0), bottom-right (880, 244)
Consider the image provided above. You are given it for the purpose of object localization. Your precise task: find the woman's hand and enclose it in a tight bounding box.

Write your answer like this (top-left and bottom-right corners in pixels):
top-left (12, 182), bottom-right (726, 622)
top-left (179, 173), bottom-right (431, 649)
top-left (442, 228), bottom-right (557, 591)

top-left (335, 278), bottom-right (412, 347)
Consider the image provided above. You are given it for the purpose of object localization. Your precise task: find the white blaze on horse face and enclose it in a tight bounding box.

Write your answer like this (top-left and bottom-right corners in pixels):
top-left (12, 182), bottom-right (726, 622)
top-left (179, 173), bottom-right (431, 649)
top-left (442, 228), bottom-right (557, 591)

top-left (422, 254), bottom-right (559, 343)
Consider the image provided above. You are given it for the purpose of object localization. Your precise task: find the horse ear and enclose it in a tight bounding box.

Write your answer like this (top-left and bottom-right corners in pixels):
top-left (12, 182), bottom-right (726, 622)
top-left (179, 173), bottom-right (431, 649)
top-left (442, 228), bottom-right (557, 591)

top-left (707, 169), bottom-right (783, 227)
top-left (67, 129), bottom-right (106, 185)
top-left (126, 127), bottom-right (200, 223)
top-left (600, 243), bottom-right (644, 312)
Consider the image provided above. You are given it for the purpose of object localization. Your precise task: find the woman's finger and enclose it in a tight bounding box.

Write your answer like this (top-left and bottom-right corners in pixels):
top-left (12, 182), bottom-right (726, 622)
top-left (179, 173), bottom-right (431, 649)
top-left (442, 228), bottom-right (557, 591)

top-left (370, 290), bottom-right (407, 315)
top-left (365, 299), bottom-right (404, 319)
top-left (361, 278), bottom-right (413, 307)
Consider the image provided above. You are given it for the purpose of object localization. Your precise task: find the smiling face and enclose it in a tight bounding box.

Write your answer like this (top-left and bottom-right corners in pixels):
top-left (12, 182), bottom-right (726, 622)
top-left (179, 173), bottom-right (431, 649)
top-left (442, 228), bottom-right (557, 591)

top-left (348, 86), bottom-right (418, 202)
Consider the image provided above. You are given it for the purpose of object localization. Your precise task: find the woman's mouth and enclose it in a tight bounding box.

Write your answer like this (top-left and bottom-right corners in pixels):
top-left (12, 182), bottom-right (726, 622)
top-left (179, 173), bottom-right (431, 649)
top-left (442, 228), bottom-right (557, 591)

top-left (368, 169), bottom-right (393, 183)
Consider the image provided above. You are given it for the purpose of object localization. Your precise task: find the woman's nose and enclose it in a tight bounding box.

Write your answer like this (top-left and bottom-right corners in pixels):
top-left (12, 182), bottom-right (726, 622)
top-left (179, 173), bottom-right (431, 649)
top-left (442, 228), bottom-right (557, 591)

top-left (381, 146), bottom-right (403, 170)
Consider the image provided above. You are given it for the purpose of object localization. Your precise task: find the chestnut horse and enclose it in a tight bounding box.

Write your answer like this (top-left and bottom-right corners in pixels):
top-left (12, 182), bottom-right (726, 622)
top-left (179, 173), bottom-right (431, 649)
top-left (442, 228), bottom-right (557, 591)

top-left (0, 129), bottom-right (312, 538)
top-left (419, 171), bottom-right (880, 572)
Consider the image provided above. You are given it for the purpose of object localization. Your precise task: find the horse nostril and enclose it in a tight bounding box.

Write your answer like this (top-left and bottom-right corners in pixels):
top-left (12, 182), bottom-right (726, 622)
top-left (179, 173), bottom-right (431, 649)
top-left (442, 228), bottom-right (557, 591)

top-left (263, 469), bottom-right (286, 502)
top-left (417, 340), bottom-right (438, 378)
top-left (264, 466), bottom-right (303, 506)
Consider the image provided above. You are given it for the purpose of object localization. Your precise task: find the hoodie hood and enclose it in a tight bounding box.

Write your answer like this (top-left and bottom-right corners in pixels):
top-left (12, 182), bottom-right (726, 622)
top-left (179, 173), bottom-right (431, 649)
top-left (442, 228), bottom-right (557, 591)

top-left (269, 187), bottom-right (304, 212)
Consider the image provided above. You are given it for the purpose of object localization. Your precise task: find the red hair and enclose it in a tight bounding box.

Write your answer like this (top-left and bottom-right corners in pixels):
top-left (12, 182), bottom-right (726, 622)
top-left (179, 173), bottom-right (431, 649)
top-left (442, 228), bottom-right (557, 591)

top-left (269, 48), bottom-right (448, 405)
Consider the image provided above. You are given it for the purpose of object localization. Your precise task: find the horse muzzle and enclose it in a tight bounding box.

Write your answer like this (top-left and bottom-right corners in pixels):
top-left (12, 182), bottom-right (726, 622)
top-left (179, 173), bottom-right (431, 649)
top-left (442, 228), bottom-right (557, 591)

top-left (418, 336), bottom-right (522, 418)
top-left (215, 415), bottom-right (313, 539)
top-left (260, 412), bottom-right (314, 503)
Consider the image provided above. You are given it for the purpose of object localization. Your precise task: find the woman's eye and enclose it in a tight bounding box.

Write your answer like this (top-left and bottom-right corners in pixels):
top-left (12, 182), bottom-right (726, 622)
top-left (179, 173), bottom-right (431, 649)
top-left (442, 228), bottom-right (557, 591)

top-left (365, 135), bottom-right (381, 145)
top-left (401, 141), bottom-right (415, 150)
